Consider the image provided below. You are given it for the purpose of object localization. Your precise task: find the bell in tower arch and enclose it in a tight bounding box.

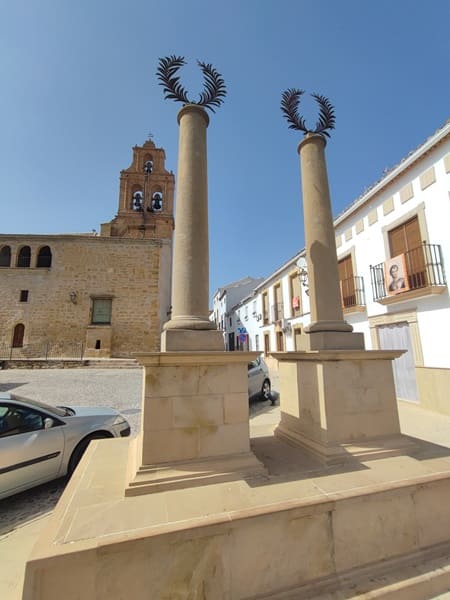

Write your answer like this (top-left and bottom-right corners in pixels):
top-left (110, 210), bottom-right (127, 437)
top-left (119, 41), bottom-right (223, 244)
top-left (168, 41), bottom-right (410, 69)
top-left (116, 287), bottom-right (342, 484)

top-left (132, 191), bottom-right (143, 211)
top-left (149, 192), bottom-right (163, 212)
top-left (144, 160), bottom-right (153, 174)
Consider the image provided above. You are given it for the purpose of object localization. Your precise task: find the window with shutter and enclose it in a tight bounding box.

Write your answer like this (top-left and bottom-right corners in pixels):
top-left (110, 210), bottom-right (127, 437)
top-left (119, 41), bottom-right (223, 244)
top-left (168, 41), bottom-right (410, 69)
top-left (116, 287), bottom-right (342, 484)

top-left (273, 284), bottom-right (283, 321)
top-left (289, 273), bottom-right (302, 317)
top-left (388, 217), bottom-right (426, 288)
top-left (91, 299), bottom-right (112, 324)
top-left (262, 292), bottom-right (269, 325)
top-left (338, 255), bottom-right (356, 307)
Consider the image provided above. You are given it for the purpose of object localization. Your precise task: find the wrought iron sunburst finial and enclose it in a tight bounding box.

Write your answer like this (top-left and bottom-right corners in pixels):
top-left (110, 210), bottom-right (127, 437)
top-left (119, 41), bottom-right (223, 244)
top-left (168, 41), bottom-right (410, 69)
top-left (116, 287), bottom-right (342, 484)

top-left (280, 88), bottom-right (335, 138)
top-left (156, 55), bottom-right (226, 113)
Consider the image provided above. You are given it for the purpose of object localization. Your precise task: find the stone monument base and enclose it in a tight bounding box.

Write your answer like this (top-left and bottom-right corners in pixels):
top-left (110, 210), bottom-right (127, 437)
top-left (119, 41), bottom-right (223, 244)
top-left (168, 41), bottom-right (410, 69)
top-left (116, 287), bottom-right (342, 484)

top-left (22, 423), bottom-right (450, 599)
top-left (126, 436), bottom-right (266, 495)
top-left (126, 351), bottom-right (266, 494)
top-left (273, 350), bottom-right (416, 464)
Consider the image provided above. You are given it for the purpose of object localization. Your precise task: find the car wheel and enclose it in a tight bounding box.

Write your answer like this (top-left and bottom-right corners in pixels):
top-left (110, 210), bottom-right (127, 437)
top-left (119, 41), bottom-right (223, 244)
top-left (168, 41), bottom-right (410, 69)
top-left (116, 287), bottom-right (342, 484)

top-left (68, 432), bottom-right (111, 476)
top-left (261, 379), bottom-right (272, 402)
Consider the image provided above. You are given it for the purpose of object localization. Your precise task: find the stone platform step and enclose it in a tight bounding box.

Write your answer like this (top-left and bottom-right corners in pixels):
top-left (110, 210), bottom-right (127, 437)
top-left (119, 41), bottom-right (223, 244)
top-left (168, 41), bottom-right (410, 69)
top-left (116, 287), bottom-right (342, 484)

top-left (0, 358), bottom-right (141, 369)
top-left (267, 541), bottom-right (450, 599)
top-left (84, 358), bottom-right (140, 369)
top-left (22, 433), bottom-right (450, 600)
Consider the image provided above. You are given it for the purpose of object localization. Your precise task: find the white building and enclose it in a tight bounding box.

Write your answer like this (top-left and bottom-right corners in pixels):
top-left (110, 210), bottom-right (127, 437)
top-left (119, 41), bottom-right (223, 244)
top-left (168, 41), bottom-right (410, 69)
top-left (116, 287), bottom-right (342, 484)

top-left (211, 276), bottom-right (264, 350)
top-left (220, 120), bottom-right (450, 416)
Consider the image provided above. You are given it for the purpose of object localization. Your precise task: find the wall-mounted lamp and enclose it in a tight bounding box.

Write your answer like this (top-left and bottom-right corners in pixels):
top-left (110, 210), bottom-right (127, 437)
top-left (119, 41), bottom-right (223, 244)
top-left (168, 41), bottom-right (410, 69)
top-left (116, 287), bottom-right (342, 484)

top-left (296, 257), bottom-right (309, 296)
top-left (69, 291), bottom-right (78, 304)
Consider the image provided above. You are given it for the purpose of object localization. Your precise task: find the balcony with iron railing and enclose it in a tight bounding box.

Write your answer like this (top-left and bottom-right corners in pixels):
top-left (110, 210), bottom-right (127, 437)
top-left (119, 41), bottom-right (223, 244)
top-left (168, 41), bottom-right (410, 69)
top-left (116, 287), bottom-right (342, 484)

top-left (340, 275), bottom-right (366, 312)
top-left (370, 243), bottom-right (447, 303)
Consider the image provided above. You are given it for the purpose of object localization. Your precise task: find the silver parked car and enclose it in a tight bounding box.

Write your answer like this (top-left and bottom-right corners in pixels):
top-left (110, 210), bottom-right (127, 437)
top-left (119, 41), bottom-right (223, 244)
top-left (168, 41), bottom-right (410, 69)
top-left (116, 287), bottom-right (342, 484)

top-left (248, 356), bottom-right (273, 403)
top-left (0, 393), bottom-right (130, 500)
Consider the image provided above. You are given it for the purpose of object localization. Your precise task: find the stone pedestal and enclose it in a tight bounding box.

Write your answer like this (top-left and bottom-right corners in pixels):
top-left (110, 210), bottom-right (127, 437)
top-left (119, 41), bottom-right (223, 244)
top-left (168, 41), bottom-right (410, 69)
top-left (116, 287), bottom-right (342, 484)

top-left (126, 351), bottom-right (265, 494)
top-left (273, 350), bottom-right (415, 463)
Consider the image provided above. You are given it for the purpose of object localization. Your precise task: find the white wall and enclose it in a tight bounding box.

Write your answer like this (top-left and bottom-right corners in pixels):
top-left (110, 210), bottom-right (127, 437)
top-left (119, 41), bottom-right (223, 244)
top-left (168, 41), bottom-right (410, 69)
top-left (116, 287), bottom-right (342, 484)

top-left (335, 139), bottom-right (450, 367)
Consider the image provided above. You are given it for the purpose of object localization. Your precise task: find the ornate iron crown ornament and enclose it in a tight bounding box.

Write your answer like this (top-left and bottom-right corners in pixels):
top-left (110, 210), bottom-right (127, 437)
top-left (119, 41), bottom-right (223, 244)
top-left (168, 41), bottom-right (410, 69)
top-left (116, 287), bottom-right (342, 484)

top-left (157, 55), bottom-right (226, 113)
top-left (281, 89), bottom-right (335, 138)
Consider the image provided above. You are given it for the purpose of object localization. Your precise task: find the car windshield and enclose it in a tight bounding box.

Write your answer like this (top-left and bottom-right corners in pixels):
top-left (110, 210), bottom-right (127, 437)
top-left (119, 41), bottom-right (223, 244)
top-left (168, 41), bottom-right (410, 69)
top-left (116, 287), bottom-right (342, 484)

top-left (11, 395), bottom-right (67, 418)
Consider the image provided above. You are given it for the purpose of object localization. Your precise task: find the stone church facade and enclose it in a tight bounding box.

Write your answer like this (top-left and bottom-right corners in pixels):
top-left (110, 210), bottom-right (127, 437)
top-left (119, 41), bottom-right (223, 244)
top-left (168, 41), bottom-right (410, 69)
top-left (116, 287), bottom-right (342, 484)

top-left (0, 140), bottom-right (174, 359)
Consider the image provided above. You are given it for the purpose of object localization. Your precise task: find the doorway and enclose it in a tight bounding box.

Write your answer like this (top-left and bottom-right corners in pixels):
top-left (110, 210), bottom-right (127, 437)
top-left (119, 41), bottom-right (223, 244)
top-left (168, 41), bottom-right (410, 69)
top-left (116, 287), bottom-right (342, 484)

top-left (377, 321), bottom-right (419, 402)
top-left (228, 332), bottom-right (235, 351)
top-left (12, 323), bottom-right (25, 348)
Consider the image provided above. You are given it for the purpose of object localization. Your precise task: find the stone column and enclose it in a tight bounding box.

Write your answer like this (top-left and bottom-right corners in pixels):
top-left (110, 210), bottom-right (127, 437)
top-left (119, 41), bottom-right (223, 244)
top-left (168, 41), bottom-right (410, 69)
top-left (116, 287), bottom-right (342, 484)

top-left (298, 133), bottom-right (363, 350)
top-left (162, 104), bottom-right (223, 351)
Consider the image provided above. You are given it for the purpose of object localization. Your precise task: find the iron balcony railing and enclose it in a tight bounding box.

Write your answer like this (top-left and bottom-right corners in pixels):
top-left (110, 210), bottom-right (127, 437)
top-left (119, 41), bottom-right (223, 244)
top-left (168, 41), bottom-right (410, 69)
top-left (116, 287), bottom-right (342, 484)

top-left (340, 275), bottom-right (366, 309)
top-left (370, 243), bottom-right (446, 301)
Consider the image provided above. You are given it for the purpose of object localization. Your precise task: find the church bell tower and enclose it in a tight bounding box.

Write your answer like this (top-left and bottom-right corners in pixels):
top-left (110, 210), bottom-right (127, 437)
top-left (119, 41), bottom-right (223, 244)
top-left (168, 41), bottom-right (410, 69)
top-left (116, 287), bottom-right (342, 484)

top-left (101, 139), bottom-right (174, 239)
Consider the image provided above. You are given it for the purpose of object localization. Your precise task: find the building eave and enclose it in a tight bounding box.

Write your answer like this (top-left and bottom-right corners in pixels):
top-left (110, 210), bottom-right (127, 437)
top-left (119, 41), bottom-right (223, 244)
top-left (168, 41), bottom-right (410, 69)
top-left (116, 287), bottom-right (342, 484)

top-left (334, 119), bottom-right (450, 228)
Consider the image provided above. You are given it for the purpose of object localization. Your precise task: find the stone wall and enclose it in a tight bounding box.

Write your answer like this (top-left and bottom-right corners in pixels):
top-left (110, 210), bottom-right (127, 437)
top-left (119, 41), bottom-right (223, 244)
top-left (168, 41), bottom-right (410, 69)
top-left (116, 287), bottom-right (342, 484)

top-left (0, 234), bottom-right (171, 357)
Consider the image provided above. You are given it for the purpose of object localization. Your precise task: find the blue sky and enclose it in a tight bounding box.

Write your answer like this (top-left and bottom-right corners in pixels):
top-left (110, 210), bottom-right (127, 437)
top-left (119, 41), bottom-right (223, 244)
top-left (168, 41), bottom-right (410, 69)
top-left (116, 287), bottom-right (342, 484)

top-left (1, 0), bottom-right (449, 298)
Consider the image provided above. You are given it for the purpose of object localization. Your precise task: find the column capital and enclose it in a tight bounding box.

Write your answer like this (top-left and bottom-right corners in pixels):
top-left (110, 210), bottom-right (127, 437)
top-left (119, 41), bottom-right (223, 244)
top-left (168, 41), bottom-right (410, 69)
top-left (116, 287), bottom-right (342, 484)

top-left (177, 104), bottom-right (210, 127)
top-left (297, 132), bottom-right (327, 155)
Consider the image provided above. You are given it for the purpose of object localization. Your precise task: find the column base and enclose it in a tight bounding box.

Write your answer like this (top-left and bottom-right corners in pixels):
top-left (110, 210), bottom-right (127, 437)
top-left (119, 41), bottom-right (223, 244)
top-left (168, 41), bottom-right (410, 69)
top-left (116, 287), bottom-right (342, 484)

top-left (298, 330), bottom-right (365, 350)
top-left (126, 438), bottom-right (266, 495)
top-left (163, 315), bottom-right (217, 331)
top-left (161, 328), bottom-right (224, 351)
top-left (305, 319), bottom-right (354, 333)
top-left (275, 425), bottom-right (417, 465)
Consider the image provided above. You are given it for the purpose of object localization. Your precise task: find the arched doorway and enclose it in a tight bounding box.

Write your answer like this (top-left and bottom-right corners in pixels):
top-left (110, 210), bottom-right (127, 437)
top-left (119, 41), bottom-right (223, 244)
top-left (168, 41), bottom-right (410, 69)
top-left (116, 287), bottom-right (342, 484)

top-left (12, 323), bottom-right (25, 348)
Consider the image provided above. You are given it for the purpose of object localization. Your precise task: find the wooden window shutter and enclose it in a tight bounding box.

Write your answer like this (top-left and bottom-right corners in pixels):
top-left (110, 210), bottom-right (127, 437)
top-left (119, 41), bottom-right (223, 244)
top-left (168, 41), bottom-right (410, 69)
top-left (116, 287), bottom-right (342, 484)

top-left (388, 217), bottom-right (426, 288)
top-left (338, 255), bottom-right (355, 307)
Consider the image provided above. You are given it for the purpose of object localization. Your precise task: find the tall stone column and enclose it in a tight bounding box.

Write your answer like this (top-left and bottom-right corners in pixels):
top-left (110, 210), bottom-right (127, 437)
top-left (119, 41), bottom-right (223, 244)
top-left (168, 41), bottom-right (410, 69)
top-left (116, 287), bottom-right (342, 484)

top-left (129, 56), bottom-right (263, 490)
top-left (162, 104), bottom-right (223, 351)
top-left (297, 133), bottom-right (363, 350)
top-left (274, 90), bottom-right (408, 463)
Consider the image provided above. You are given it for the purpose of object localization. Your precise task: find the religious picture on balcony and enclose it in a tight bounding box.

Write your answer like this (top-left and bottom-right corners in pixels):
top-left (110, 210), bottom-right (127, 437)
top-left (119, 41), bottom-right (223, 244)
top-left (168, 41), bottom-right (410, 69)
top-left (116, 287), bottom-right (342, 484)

top-left (385, 254), bottom-right (409, 295)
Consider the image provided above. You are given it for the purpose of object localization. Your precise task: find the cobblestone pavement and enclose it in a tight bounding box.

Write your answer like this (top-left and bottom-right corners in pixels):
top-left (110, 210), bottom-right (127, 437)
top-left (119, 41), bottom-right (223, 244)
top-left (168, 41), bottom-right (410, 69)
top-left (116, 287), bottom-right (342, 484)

top-left (0, 367), bottom-right (275, 535)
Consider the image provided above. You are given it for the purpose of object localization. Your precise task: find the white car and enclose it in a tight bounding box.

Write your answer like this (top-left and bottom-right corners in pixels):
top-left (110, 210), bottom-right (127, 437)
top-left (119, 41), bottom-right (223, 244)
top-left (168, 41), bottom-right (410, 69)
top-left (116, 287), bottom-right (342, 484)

top-left (0, 393), bottom-right (130, 500)
top-left (248, 356), bottom-right (273, 403)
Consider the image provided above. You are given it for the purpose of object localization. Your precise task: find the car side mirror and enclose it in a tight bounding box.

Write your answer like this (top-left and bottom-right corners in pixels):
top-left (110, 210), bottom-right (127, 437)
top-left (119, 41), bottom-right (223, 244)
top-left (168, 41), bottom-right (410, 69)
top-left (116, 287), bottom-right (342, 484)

top-left (43, 417), bottom-right (54, 430)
